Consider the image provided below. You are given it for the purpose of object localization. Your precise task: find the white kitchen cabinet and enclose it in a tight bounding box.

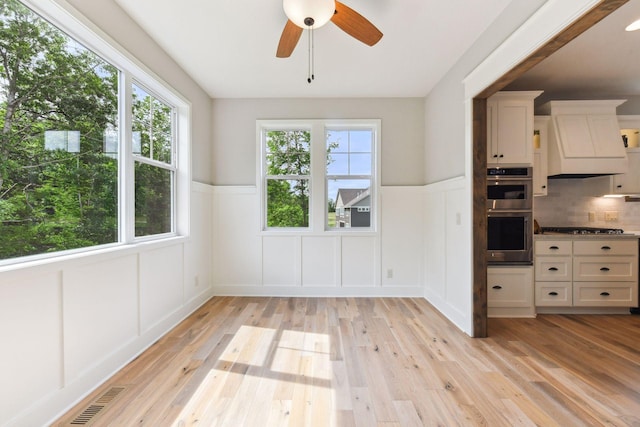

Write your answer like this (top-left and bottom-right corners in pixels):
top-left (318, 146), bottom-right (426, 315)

top-left (534, 238), bottom-right (639, 309)
top-left (487, 266), bottom-right (534, 318)
top-left (585, 148), bottom-right (640, 195)
top-left (534, 240), bottom-right (572, 306)
top-left (487, 91), bottom-right (542, 165)
top-left (533, 116), bottom-right (550, 196)
top-left (573, 240), bottom-right (638, 307)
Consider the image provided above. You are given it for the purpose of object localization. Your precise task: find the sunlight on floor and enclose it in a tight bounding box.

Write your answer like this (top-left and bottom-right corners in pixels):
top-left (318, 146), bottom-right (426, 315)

top-left (173, 325), bottom-right (339, 426)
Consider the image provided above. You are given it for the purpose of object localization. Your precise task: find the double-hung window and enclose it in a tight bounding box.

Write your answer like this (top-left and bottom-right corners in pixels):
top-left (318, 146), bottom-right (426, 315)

top-left (0, 0), bottom-right (189, 264)
top-left (259, 120), bottom-right (379, 232)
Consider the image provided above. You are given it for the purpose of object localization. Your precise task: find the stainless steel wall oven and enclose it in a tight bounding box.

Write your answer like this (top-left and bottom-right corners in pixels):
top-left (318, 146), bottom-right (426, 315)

top-left (487, 167), bottom-right (533, 265)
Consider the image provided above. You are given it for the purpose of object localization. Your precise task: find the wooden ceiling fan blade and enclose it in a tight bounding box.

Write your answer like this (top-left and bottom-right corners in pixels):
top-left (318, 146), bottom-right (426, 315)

top-left (276, 20), bottom-right (303, 58)
top-left (331, 1), bottom-right (383, 46)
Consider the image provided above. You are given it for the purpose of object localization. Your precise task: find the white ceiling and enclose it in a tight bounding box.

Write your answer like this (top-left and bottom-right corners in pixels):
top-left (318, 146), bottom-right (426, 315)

top-left (113, 0), bottom-right (513, 98)
top-left (505, 0), bottom-right (640, 104)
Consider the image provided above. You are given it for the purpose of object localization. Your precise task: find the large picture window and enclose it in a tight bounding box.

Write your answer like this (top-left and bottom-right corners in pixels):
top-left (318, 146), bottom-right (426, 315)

top-left (0, 0), bottom-right (188, 264)
top-left (259, 120), bottom-right (379, 232)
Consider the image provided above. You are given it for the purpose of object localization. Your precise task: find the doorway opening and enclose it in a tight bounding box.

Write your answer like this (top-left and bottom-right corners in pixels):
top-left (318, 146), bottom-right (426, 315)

top-left (471, 0), bottom-right (629, 337)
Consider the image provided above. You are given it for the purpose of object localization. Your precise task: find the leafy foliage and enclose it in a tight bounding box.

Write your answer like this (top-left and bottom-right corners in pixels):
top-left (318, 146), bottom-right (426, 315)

top-left (265, 130), bottom-right (310, 227)
top-left (0, 0), bottom-right (172, 261)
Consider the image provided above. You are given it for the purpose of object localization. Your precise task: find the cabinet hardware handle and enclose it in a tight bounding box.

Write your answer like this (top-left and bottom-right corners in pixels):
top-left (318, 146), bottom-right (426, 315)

top-left (549, 292), bottom-right (558, 296)
top-left (493, 154), bottom-right (498, 158)
top-left (542, 185), bottom-right (546, 189)
top-left (548, 267), bottom-right (558, 271)
top-left (549, 246), bottom-right (559, 250)
top-left (617, 185), bottom-right (622, 188)
top-left (601, 246), bottom-right (611, 250)
top-left (600, 267), bottom-right (610, 272)
top-left (492, 285), bottom-right (502, 290)
top-left (600, 292), bottom-right (610, 296)
top-left (499, 154), bottom-right (504, 158)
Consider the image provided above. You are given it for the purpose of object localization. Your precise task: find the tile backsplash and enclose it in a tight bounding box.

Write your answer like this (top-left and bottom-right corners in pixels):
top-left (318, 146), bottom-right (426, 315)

top-left (534, 178), bottom-right (640, 232)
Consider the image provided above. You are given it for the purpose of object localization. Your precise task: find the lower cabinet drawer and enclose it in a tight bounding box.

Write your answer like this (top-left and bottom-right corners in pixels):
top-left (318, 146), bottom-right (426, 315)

top-left (573, 256), bottom-right (637, 281)
top-left (573, 282), bottom-right (638, 307)
top-left (535, 282), bottom-right (571, 306)
top-left (535, 257), bottom-right (572, 281)
top-left (487, 279), bottom-right (533, 308)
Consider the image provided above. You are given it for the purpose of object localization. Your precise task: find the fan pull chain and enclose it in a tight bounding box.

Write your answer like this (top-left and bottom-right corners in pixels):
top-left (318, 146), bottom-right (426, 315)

top-left (307, 26), bottom-right (315, 83)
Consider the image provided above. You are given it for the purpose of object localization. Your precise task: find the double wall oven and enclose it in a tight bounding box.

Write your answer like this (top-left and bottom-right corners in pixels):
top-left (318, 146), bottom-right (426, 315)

top-left (487, 167), bottom-right (533, 265)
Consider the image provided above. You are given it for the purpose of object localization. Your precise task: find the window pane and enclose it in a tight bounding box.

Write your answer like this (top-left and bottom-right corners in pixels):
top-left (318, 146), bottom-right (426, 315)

top-left (349, 153), bottom-right (372, 175)
top-left (349, 130), bottom-right (372, 152)
top-left (327, 130), bottom-right (349, 152)
top-left (0, 0), bottom-right (119, 261)
top-left (327, 153), bottom-right (348, 175)
top-left (135, 163), bottom-right (172, 236)
top-left (328, 179), bottom-right (371, 229)
top-left (132, 84), bottom-right (173, 164)
top-left (267, 179), bottom-right (309, 228)
top-left (265, 130), bottom-right (310, 175)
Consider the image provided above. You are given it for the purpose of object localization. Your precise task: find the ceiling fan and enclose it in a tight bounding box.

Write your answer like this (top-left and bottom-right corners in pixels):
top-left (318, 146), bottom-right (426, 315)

top-left (276, 0), bottom-right (383, 58)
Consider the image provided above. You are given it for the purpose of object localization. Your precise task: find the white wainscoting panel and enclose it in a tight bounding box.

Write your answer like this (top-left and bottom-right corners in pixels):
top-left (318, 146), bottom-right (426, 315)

top-left (0, 182), bottom-right (216, 427)
top-left (380, 187), bottom-right (424, 287)
top-left (212, 187), bottom-right (261, 287)
top-left (211, 185), bottom-right (428, 296)
top-left (302, 236), bottom-right (338, 287)
top-left (263, 236), bottom-right (299, 286)
top-left (423, 177), bottom-right (472, 335)
top-left (139, 244), bottom-right (185, 333)
top-left (341, 236), bottom-right (377, 287)
top-left (0, 270), bottom-right (62, 424)
top-left (445, 187), bottom-right (470, 316)
top-left (184, 182), bottom-right (214, 302)
top-left (63, 254), bottom-right (138, 384)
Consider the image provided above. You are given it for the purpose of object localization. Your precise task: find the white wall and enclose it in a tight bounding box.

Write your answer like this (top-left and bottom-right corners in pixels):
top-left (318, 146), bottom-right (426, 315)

top-left (209, 98), bottom-right (426, 297)
top-left (423, 178), bottom-right (472, 332)
top-left (211, 186), bottom-right (424, 296)
top-left (211, 98), bottom-right (425, 186)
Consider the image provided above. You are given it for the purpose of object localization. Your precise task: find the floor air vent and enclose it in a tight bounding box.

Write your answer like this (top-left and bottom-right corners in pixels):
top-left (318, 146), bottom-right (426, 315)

top-left (64, 386), bottom-right (126, 426)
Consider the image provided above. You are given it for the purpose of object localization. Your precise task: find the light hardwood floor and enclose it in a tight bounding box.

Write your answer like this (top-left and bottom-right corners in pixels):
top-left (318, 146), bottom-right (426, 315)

top-left (54, 297), bottom-right (640, 426)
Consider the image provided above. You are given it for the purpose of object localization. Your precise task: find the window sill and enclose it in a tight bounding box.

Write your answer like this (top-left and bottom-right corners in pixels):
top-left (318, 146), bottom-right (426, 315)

top-left (0, 235), bottom-right (188, 276)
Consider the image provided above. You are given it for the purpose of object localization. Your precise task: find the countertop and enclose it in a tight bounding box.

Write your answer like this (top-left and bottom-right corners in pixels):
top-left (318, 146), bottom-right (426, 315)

top-left (534, 232), bottom-right (640, 240)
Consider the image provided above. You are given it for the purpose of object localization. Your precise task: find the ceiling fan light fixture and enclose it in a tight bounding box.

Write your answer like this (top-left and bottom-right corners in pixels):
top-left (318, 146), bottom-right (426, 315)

top-left (625, 18), bottom-right (640, 32)
top-left (283, 0), bottom-right (335, 29)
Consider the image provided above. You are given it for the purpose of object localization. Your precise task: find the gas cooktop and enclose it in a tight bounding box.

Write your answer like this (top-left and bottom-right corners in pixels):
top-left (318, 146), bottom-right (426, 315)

top-left (541, 226), bottom-right (624, 235)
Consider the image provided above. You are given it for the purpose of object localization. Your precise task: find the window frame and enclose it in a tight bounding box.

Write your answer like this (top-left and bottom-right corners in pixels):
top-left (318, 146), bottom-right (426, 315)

top-left (0, 0), bottom-right (191, 267)
top-left (257, 119), bottom-right (380, 234)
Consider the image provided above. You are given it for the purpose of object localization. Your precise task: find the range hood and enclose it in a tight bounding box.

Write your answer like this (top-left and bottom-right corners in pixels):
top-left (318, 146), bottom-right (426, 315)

top-left (540, 100), bottom-right (628, 178)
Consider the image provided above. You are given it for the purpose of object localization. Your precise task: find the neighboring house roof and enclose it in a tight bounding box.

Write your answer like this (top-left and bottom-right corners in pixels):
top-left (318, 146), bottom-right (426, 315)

top-left (335, 188), bottom-right (370, 208)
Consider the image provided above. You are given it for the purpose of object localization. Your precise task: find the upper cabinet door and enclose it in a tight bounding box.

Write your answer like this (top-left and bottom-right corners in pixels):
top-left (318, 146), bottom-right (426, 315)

top-left (487, 91), bottom-right (542, 165)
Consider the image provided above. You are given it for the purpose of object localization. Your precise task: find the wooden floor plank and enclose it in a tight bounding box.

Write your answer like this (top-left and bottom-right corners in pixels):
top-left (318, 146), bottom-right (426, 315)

top-left (53, 297), bottom-right (640, 426)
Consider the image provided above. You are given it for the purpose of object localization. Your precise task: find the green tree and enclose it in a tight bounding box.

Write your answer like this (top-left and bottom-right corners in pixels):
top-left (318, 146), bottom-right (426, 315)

top-left (0, 0), bottom-right (118, 260)
top-left (132, 87), bottom-right (173, 236)
top-left (265, 130), bottom-right (310, 227)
